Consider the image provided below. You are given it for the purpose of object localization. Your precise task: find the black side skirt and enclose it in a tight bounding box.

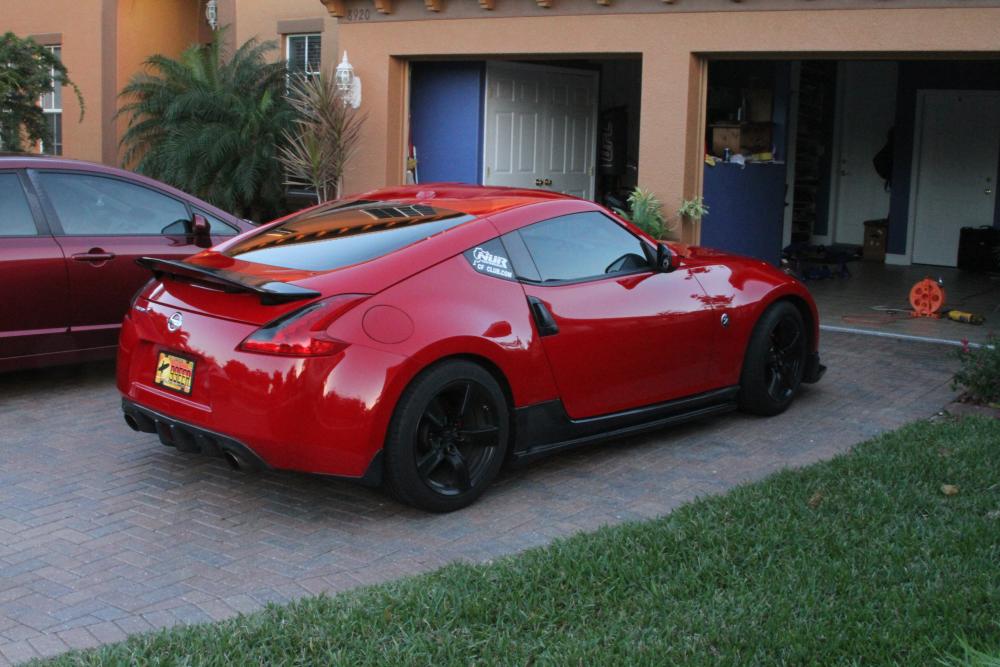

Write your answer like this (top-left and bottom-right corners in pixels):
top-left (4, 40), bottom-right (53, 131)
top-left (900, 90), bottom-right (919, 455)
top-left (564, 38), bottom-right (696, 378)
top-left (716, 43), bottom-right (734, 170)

top-left (511, 386), bottom-right (740, 465)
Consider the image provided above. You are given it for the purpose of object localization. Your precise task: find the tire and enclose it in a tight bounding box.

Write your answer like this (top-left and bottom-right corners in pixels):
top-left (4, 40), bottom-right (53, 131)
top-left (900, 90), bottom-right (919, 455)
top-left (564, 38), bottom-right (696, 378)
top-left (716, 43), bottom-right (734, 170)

top-left (383, 360), bottom-right (509, 512)
top-left (738, 301), bottom-right (808, 417)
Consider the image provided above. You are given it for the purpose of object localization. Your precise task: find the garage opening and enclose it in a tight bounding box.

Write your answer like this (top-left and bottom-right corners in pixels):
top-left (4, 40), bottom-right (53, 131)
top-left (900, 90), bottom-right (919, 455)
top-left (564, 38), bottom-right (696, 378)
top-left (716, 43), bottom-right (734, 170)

top-left (407, 57), bottom-right (642, 206)
top-left (701, 58), bottom-right (1000, 344)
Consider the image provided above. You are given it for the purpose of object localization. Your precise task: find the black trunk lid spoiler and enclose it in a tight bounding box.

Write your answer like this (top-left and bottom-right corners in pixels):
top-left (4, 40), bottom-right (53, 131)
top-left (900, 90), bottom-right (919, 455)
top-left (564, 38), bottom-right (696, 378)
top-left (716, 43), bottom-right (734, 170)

top-left (137, 257), bottom-right (320, 305)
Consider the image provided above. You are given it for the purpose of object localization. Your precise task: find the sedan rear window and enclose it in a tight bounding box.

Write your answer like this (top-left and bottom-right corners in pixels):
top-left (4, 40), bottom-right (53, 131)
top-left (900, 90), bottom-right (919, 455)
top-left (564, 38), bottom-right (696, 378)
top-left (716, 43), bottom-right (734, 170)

top-left (224, 201), bottom-right (474, 271)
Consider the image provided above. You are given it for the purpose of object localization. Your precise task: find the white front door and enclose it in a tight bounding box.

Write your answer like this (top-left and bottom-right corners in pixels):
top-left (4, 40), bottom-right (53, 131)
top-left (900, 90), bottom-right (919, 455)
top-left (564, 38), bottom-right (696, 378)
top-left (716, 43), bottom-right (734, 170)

top-left (831, 61), bottom-right (897, 245)
top-left (911, 90), bottom-right (1000, 267)
top-left (483, 62), bottom-right (598, 200)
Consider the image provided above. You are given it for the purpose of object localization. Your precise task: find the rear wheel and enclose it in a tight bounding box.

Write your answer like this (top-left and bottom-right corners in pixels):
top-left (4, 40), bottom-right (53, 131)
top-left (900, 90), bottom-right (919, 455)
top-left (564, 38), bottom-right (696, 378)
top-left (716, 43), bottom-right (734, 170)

top-left (384, 360), bottom-right (509, 512)
top-left (739, 301), bottom-right (808, 416)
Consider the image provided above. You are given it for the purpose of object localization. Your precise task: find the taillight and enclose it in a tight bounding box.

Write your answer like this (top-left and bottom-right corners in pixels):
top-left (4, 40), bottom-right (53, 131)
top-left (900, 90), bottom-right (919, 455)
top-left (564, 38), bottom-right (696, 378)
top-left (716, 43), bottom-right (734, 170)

top-left (238, 294), bottom-right (370, 357)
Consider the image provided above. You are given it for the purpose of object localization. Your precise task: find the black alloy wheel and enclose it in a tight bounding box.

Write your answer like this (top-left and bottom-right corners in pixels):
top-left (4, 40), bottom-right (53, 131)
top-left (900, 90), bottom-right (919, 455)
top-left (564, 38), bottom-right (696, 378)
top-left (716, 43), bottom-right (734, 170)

top-left (384, 360), bottom-right (509, 512)
top-left (764, 312), bottom-right (807, 403)
top-left (739, 301), bottom-right (808, 416)
top-left (414, 379), bottom-right (501, 496)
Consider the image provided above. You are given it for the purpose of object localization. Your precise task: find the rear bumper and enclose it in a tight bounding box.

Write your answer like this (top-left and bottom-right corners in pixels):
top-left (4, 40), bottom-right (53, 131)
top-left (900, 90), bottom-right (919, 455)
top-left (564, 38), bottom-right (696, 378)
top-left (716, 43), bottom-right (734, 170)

top-left (803, 351), bottom-right (826, 384)
top-left (123, 399), bottom-right (270, 470)
top-left (122, 399), bottom-right (385, 486)
top-left (117, 300), bottom-right (408, 479)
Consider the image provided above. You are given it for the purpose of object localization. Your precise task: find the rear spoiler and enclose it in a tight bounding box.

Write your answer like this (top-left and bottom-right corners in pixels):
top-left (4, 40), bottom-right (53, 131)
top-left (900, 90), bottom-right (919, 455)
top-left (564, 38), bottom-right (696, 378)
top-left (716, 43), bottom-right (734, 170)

top-left (136, 257), bottom-right (321, 306)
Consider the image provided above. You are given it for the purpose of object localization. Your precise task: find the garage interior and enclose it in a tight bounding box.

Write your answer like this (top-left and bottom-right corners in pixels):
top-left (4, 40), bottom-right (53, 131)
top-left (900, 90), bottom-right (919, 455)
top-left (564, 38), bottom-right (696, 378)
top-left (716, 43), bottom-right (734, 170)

top-left (405, 56), bottom-right (998, 344)
top-left (702, 58), bottom-right (1000, 344)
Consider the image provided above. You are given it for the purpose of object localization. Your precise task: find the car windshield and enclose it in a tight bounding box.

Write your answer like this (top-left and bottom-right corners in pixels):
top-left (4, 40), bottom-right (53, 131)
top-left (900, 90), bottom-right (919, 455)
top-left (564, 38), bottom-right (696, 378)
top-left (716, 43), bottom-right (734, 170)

top-left (223, 201), bottom-right (474, 271)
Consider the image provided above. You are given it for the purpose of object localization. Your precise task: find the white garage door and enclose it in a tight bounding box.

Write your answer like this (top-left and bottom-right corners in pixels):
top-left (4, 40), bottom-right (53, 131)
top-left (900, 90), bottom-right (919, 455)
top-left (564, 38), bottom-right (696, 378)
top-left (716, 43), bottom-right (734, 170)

top-left (482, 62), bottom-right (598, 201)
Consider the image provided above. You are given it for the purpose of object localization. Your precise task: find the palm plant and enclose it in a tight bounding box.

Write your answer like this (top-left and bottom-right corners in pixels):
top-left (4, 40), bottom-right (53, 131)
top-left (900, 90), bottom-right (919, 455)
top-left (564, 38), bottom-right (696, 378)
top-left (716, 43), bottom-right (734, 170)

top-left (279, 72), bottom-right (366, 204)
top-left (117, 32), bottom-right (294, 221)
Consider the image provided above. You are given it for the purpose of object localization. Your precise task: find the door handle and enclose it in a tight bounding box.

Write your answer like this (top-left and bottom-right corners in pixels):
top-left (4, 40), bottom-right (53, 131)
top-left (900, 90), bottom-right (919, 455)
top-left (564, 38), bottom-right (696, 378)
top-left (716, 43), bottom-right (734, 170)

top-left (526, 296), bottom-right (559, 337)
top-left (72, 250), bottom-right (116, 263)
top-left (535, 178), bottom-right (544, 187)
top-left (543, 178), bottom-right (552, 186)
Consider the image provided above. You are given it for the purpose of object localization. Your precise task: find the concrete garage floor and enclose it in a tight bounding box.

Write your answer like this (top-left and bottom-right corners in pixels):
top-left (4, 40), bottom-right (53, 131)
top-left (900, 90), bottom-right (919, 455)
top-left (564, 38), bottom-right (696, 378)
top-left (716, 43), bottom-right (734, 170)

top-left (808, 261), bottom-right (1000, 346)
top-left (0, 331), bottom-right (959, 664)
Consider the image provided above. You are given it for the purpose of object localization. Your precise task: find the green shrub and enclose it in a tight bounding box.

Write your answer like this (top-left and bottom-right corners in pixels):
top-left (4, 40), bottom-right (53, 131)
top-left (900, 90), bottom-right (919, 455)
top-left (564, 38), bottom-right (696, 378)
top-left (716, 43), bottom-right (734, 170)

top-left (615, 187), bottom-right (668, 239)
top-left (678, 195), bottom-right (709, 221)
top-left (952, 334), bottom-right (1000, 404)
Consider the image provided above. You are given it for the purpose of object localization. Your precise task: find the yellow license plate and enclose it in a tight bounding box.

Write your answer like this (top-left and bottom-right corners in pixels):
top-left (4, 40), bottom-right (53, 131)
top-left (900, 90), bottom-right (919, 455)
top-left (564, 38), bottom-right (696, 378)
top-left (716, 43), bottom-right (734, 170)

top-left (153, 352), bottom-right (196, 395)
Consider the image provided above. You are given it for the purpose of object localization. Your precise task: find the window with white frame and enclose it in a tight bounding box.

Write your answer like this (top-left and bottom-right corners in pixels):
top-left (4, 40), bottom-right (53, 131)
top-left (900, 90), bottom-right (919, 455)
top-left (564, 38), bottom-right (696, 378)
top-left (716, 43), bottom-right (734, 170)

top-left (286, 34), bottom-right (321, 81)
top-left (39, 45), bottom-right (62, 155)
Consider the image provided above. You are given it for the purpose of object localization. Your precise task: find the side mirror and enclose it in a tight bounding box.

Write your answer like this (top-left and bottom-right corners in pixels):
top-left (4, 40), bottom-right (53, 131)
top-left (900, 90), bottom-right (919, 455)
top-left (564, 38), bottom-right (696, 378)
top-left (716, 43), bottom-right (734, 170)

top-left (192, 214), bottom-right (212, 248)
top-left (656, 242), bottom-right (675, 273)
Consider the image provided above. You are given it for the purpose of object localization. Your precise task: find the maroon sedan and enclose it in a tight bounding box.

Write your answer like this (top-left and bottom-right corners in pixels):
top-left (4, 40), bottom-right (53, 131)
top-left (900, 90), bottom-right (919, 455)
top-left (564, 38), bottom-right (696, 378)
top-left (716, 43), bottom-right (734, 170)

top-left (0, 155), bottom-right (253, 373)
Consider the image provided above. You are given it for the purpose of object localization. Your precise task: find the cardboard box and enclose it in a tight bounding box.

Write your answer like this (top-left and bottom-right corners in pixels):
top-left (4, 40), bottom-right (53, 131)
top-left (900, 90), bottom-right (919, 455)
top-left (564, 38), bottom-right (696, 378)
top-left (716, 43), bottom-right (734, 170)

top-left (863, 219), bottom-right (889, 261)
top-left (711, 123), bottom-right (772, 156)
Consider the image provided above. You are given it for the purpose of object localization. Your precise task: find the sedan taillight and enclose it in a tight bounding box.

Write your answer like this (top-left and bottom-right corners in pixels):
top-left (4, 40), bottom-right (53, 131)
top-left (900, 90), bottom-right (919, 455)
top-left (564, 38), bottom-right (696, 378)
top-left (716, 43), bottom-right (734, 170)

top-left (238, 294), bottom-right (370, 357)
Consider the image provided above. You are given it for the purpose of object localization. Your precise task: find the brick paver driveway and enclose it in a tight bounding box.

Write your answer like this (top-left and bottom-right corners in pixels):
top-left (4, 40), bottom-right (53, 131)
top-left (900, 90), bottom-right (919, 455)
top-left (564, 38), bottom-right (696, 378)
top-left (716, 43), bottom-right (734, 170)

top-left (0, 331), bottom-right (958, 664)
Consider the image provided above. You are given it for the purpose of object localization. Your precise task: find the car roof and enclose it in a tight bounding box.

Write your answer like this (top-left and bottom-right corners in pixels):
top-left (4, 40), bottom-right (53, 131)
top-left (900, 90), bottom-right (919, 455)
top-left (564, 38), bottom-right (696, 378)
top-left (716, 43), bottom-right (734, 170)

top-left (0, 154), bottom-right (242, 225)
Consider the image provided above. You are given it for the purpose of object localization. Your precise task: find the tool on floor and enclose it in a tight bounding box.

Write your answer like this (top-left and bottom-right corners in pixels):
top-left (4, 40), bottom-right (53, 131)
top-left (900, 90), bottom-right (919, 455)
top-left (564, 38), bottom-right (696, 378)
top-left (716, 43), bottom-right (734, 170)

top-left (906, 277), bottom-right (985, 324)
top-left (943, 309), bottom-right (986, 325)
top-left (909, 278), bottom-right (945, 318)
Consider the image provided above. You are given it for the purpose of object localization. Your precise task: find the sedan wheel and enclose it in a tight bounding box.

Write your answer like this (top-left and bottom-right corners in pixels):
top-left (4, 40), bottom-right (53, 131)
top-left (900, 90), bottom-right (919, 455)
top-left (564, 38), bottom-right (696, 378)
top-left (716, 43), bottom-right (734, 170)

top-left (384, 361), bottom-right (509, 512)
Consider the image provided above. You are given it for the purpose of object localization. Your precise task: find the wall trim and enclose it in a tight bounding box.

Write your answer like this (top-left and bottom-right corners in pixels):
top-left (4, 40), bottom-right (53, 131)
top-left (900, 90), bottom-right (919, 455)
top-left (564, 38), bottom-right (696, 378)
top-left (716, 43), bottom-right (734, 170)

top-left (277, 18), bottom-right (326, 34)
top-left (885, 252), bottom-right (910, 265)
top-left (28, 33), bottom-right (62, 46)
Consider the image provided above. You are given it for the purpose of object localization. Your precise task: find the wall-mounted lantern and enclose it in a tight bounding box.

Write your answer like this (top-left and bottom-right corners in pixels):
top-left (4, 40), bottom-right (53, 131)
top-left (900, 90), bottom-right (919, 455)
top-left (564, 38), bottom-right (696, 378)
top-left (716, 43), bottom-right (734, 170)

top-left (335, 51), bottom-right (362, 109)
top-left (205, 0), bottom-right (219, 30)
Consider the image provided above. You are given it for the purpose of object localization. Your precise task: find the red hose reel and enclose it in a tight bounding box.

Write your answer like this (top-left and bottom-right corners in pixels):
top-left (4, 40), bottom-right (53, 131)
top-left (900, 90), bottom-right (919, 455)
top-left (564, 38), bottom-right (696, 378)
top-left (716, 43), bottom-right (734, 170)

top-left (909, 278), bottom-right (945, 318)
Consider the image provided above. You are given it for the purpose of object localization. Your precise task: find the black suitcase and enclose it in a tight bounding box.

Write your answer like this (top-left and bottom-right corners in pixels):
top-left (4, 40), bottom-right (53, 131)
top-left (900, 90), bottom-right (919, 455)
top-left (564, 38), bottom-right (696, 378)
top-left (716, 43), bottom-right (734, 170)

top-left (957, 226), bottom-right (1000, 272)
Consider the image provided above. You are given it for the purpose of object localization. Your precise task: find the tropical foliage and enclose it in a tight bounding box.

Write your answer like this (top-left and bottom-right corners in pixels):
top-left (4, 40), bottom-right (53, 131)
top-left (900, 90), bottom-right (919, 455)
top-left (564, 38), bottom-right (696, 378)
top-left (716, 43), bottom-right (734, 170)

top-left (678, 195), bottom-right (710, 221)
top-left (117, 32), bottom-right (294, 221)
top-left (0, 32), bottom-right (83, 153)
top-left (615, 187), bottom-right (668, 239)
top-left (279, 72), bottom-right (366, 204)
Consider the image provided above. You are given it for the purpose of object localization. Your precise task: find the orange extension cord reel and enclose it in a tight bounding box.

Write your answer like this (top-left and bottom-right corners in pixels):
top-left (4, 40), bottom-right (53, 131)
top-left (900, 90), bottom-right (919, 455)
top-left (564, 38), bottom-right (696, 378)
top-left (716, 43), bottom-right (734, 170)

top-left (909, 278), bottom-right (946, 318)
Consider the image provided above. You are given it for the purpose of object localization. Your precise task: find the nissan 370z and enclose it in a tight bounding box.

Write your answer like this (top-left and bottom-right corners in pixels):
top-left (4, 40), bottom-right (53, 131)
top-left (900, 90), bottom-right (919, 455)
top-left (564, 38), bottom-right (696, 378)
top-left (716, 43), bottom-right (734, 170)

top-left (118, 185), bottom-right (825, 512)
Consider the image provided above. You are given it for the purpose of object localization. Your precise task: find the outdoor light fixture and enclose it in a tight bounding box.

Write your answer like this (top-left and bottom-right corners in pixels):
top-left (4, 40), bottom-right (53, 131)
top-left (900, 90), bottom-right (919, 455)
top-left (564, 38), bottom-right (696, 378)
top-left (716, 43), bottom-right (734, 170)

top-left (205, 0), bottom-right (218, 30)
top-left (335, 51), bottom-right (362, 109)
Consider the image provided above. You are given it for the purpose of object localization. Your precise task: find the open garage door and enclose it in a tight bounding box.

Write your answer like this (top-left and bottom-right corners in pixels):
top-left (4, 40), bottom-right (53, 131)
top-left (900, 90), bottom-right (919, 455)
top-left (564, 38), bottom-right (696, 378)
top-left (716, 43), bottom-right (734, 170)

top-left (482, 62), bottom-right (598, 200)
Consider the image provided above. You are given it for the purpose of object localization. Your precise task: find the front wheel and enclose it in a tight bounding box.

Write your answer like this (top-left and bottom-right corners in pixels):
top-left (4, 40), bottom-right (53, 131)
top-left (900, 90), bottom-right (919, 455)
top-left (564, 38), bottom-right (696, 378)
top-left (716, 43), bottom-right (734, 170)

top-left (383, 360), bottom-right (509, 512)
top-left (739, 301), bottom-right (808, 416)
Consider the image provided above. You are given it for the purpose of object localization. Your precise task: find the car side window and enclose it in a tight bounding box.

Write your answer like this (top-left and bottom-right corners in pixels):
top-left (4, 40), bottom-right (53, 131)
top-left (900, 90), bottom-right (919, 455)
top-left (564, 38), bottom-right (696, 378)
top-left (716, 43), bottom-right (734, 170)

top-left (0, 173), bottom-right (39, 237)
top-left (37, 172), bottom-right (190, 236)
top-left (516, 211), bottom-right (651, 283)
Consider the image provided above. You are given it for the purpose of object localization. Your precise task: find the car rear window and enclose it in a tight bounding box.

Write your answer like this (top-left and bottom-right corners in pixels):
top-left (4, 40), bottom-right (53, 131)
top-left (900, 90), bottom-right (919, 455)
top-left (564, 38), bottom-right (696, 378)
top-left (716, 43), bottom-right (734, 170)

top-left (223, 201), bottom-right (474, 271)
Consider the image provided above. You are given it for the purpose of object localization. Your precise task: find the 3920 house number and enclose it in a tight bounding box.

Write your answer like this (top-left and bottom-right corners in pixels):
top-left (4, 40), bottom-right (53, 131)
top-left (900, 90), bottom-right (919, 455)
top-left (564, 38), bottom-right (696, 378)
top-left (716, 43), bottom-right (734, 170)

top-left (345, 8), bottom-right (371, 21)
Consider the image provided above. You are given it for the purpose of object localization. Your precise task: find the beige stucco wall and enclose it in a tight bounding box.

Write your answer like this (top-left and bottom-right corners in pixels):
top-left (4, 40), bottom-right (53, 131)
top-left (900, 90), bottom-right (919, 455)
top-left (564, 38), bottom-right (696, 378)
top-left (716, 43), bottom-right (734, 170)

top-left (4, 0), bottom-right (108, 163)
top-left (335, 7), bottom-right (1000, 243)
top-left (229, 0), bottom-right (338, 70)
top-left (116, 0), bottom-right (205, 163)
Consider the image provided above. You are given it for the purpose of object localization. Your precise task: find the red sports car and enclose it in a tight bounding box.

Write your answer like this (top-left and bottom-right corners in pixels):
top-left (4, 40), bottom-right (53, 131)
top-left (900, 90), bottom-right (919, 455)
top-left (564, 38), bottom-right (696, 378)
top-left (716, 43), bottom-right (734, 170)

top-left (119, 185), bottom-right (824, 511)
top-left (0, 155), bottom-right (253, 373)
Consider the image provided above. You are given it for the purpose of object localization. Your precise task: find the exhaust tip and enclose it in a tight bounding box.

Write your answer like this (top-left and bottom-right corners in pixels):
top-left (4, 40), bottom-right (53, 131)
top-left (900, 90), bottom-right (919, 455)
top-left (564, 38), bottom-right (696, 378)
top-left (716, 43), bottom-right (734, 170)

top-left (123, 414), bottom-right (140, 431)
top-left (222, 450), bottom-right (245, 472)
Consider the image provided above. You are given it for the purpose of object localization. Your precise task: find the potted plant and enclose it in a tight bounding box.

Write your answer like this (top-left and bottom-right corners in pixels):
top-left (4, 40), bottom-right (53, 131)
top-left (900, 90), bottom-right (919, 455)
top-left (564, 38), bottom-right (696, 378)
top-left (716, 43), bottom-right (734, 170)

top-left (615, 187), bottom-right (709, 240)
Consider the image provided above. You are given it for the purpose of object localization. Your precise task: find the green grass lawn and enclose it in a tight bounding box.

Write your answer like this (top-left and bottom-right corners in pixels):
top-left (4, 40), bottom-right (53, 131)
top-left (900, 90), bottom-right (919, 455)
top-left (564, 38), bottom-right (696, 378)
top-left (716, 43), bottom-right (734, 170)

top-left (42, 417), bottom-right (1000, 666)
